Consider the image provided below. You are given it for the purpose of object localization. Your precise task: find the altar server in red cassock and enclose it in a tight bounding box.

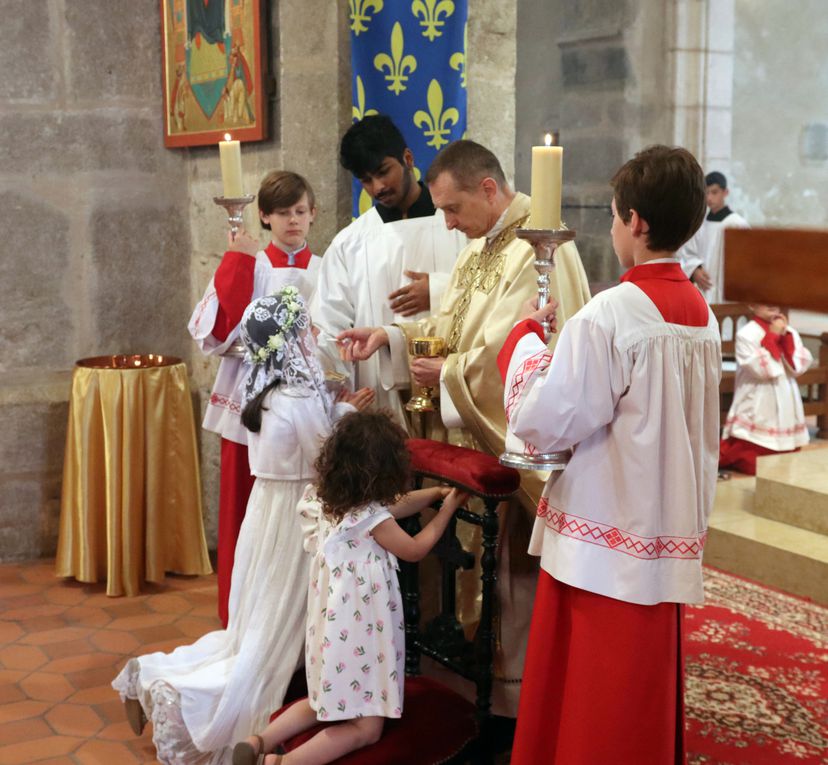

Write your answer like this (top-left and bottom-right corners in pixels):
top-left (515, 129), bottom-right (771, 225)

top-left (188, 171), bottom-right (321, 626)
top-left (502, 146), bottom-right (721, 764)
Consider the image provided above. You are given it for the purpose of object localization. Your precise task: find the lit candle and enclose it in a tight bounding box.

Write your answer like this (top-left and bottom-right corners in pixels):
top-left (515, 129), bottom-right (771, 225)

top-left (219, 133), bottom-right (243, 198)
top-left (530, 133), bottom-right (563, 229)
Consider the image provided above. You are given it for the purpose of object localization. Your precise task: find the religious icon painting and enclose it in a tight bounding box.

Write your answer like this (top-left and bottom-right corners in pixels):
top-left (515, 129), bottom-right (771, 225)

top-left (160, 0), bottom-right (269, 147)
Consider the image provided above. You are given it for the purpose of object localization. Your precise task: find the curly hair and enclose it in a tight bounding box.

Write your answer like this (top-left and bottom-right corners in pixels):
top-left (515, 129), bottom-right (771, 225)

top-left (314, 410), bottom-right (411, 523)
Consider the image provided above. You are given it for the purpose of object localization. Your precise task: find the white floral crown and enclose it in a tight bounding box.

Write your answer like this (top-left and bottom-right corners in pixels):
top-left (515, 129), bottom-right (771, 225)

top-left (245, 285), bottom-right (307, 366)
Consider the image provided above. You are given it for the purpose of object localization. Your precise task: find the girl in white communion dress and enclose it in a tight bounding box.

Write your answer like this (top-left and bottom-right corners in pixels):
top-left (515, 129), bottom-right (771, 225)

top-left (113, 288), bottom-right (373, 764)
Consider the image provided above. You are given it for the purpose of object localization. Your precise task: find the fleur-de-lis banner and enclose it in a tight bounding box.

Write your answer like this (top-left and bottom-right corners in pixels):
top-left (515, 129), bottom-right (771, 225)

top-left (349, 0), bottom-right (468, 217)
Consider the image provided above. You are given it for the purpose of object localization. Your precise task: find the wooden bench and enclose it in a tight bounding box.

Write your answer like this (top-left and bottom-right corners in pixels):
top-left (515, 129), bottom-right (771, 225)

top-left (711, 303), bottom-right (828, 438)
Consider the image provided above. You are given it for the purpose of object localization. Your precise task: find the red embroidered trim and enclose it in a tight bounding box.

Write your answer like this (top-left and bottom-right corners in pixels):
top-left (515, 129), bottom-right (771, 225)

top-left (505, 350), bottom-right (552, 419)
top-left (209, 392), bottom-right (242, 414)
top-left (724, 415), bottom-right (808, 437)
top-left (536, 498), bottom-right (706, 560)
top-left (192, 289), bottom-right (216, 331)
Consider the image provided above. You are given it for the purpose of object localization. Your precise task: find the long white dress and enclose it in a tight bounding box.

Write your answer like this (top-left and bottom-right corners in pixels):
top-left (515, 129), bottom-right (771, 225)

top-left (298, 490), bottom-right (405, 721)
top-left (112, 389), bottom-right (352, 765)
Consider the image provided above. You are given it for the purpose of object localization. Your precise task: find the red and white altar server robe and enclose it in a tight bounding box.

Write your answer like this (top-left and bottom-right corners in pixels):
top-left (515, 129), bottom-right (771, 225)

top-left (722, 318), bottom-right (812, 451)
top-left (188, 243), bottom-right (321, 445)
top-left (500, 259), bottom-right (722, 606)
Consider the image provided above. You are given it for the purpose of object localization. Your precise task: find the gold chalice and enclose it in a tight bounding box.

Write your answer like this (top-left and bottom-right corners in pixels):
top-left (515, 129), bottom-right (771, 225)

top-left (406, 337), bottom-right (446, 413)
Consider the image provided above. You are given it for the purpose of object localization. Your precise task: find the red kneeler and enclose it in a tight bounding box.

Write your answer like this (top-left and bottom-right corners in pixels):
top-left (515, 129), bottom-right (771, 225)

top-left (270, 439), bottom-right (521, 764)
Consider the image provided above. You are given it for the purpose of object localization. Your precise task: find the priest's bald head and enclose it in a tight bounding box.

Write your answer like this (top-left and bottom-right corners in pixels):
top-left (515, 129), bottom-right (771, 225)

top-left (426, 140), bottom-right (515, 239)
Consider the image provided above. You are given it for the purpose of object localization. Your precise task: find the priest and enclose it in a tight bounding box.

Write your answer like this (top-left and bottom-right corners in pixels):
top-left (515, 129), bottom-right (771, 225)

top-left (310, 115), bottom-right (466, 426)
top-left (338, 139), bottom-right (591, 713)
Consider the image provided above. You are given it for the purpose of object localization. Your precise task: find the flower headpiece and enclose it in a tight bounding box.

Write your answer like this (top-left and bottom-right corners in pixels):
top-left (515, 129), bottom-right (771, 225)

top-left (239, 286), bottom-right (328, 410)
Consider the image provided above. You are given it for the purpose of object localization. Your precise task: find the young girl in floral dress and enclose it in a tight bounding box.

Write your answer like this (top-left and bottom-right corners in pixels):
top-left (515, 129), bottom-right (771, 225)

top-left (233, 411), bottom-right (468, 765)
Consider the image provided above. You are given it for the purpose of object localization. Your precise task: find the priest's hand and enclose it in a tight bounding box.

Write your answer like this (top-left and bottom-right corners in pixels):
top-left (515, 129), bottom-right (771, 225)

top-left (228, 228), bottom-right (259, 256)
top-left (411, 356), bottom-right (444, 387)
top-left (520, 298), bottom-right (558, 333)
top-left (388, 271), bottom-right (430, 317)
top-left (339, 386), bottom-right (375, 411)
top-left (691, 265), bottom-right (713, 291)
top-left (336, 327), bottom-right (389, 362)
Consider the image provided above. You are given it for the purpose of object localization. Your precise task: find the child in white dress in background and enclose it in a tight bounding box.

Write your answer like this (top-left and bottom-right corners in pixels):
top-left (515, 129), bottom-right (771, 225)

top-left (114, 289), bottom-right (373, 765)
top-left (720, 304), bottom-right (813, 475)
top-left (233, 411), bottom-right (468, 765)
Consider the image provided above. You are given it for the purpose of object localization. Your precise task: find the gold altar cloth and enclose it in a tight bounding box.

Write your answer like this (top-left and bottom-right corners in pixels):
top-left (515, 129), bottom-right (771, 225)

top-left (56, 355), bottom-right (212, 596)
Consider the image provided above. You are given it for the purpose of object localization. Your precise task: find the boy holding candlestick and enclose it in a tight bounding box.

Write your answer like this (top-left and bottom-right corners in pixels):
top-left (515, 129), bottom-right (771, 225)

top-left (502, 146), bottom-right (720, 764)
top-left (188, 170), bottom-right (322, 627)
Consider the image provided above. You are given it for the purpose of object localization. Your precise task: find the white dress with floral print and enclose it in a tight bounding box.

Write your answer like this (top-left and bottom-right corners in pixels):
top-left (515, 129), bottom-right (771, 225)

top-left (298, 488), bottom-right (404, 721)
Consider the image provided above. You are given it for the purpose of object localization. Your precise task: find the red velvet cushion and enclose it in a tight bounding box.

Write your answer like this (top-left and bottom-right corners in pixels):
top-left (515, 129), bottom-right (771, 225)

top-left (406, 439), bottom-right (520, 499)
top-left (270, 676), bottom-right (477, 764)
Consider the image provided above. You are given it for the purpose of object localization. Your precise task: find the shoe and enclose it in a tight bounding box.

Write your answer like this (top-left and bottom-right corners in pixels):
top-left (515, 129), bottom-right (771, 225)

top-left (124, 697), bottom-right (147, 735)
top-left (233, 735), bottom-right (266, 765)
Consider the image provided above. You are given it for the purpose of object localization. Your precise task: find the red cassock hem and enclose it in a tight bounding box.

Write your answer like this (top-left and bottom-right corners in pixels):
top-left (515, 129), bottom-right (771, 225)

top-left (217, 438), bottom-right (256, 628)
top-left (512, 570), bottom-right (685, 765)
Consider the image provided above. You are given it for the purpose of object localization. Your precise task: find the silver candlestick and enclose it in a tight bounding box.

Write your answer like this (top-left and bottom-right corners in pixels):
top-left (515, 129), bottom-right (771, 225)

top-left (499, 227), bottom-right (577, 472)
top-left (213, 194), bottom-right (256, 235)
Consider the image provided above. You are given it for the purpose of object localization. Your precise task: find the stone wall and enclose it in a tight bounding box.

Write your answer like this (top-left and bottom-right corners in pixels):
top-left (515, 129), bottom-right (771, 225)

top-left (0, 0), bottom-right (191, 560)
top-left (515, 0), bottom-right (676, 285)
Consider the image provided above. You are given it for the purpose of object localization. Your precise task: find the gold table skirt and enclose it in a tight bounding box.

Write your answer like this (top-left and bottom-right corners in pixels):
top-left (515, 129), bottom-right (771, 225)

top-left (56, 355), bottom-right (212, 596)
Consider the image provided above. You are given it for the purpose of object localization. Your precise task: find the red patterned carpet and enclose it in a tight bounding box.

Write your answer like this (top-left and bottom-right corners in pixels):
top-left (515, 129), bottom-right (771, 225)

top-left (685, 567), bottom-right (828, 764)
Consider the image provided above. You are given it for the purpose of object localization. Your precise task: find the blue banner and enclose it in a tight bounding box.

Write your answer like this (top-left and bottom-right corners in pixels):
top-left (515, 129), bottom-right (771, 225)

top-left (349, 0), bottom-right (469, 217)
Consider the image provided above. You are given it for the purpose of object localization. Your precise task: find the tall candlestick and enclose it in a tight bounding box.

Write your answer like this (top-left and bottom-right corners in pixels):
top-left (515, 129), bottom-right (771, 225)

top-left (219, 133), bottom-right (243, 198)
top-left (530, 134), bottom-right (562, 229)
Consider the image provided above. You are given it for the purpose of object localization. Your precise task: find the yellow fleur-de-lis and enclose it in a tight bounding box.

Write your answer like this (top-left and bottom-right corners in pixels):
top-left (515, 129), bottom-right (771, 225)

top-left (413, 79), bottom-right (459, 149)
top-left (373, 22), bottom-right (417, 96)
top-left (350, 0), bottom-right (384, 37)
top-left (358, 188), bottom-right (373, 215)
top-left (352, 76), bottom-right (379, 122)
top-left (449, 22), bottom-right (467, 88)
top-left (411, 0), bottom-right (455, 42)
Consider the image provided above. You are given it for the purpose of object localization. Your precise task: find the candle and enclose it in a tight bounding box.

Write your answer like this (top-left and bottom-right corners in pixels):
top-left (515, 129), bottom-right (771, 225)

top-left (219, 133), bottom-right (243, 198)
top-left (530, 133), bottom-right (563, 229)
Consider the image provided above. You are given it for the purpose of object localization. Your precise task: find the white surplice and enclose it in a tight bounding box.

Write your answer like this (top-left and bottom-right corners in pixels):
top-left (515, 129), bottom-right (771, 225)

top-left (501, 261), bottom-right (721, 606)
top-left (722, 319), bottom-right (813, 450)
top-left (113, 389), bottom-right (353, 765)
top-left (188, 250), bottom-right (321, 445)
top-left (704, 211), bottom-right (749, 303)
top-left (310, 207), bottom-right (466, 425)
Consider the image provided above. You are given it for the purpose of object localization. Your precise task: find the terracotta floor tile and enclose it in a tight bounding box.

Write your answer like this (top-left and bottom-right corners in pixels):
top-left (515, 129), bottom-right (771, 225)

top-left (0, 669), bottom-right (28, 685)
top-left (19, 672), bottom-right (75, 702)
top-left (44, 584), bottom-right (89, 606)
top-left (97, 719), bottom-right (135, 741)
top-left (0, 699), bottom-right (51, 724)
top-left (45, 703), bottom-right (104, 737)
top-left (144, 593), bottom-right (193, 615)
top-left (101, 600), bottom-right (151, 620)
top-left (65, 665), bottom-right (121, 692)
top-left (42, 638), bottom-right (95, 661)
top-left (130, 623), bottom-right (183, 646)
top-left (107, 613), bottom-right (177, 632)
top-left (126, 735), bottom-right (160, 761)
top-left (0, 683), bottom-right (25, 704)
top-left (0, 716), bottom-right (52, 745)
top-left (92, 697), bottom-right (128, 726)
top-left (0, 622), bottom-right (23, 643)
top-left (20, 626), bottom-right (93, 647)
top-left (66, 684), bottom-right (118, 706)
top-left (132, 638), bottom-right (190, 655)
top-left (173, 615), bottom-right (220, 639)
top-left (0, 735), bottom-right (83, 763)
top-left (190, 602), bottom-right (220, 617)
top-left (62, 605), bottom-right (112, 628)
top-left (0, 644), bottom-right (48, 671)
top-left (43, 651), bottom-right (121, 675)
top-left (17, 615), bottom-right (68, 635)
top-left (18, 563), bottom-right (64, 585)
top-left (89, 629), bottom-right (140, 654)
top-left (32, 758), bottom-right (77, 765)
top-left (1, 603), bottom-right (66, 622)
top-left (0, 582), bottom-right (41, 599)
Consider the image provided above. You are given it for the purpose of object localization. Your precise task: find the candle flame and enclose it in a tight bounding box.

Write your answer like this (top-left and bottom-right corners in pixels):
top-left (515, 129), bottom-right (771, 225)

top-left (544, 133), bottom-right (553, 147)
top-left (224, 133), bottom-right (232, 141)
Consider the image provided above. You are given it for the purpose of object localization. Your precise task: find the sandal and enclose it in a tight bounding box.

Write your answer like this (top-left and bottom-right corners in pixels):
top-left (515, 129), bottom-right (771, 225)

top-left (233, 735), bottom-right (266, 765)
top-left (124, 697), bottom-right (147, 735)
